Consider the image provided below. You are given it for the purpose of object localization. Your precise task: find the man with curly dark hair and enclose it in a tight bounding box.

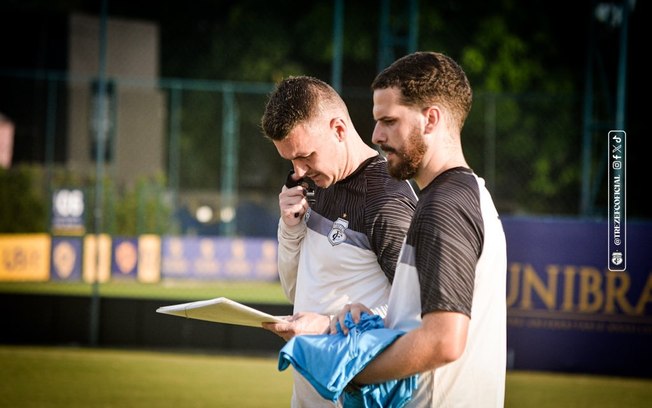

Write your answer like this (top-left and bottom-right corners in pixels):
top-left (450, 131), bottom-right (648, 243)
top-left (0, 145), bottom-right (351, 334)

top-left (334, 52), bottom-right (507, 407)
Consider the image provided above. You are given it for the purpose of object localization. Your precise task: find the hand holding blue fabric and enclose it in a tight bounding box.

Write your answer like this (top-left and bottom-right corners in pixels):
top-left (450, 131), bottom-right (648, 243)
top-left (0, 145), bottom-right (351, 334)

top-left (278, 312), bottom-right (418, 408)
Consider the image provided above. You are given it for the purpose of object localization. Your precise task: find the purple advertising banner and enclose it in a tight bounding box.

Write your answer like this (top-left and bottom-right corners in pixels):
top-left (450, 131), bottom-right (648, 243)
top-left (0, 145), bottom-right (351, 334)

top-left (503, 216), bottom-right (652, 377)
top-left (160, 236), bottom-right (278, 281)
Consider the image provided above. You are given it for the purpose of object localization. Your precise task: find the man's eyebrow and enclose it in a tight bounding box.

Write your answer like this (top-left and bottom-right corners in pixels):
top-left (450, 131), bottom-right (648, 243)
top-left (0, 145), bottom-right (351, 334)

top-left (289, 152), bottom-right (312, 161)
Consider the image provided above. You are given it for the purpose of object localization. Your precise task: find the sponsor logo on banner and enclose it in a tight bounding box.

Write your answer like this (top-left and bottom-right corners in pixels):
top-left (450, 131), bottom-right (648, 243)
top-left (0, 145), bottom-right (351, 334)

top-left (161, 237), bottom-right (190, 277)
top-left (502, 217), bottom-right (652, 377)
top-left (194, 238), bottom-right (222, 277)
top-left (224, 239), bottom-right (252, 279)
top-left (83, 234), bottom-right (112, 283)
top-left (51, 237), bottom-right (82, 281)
top-left (52, 189), bottom-right (85, 235)
top-left (254, 240), bottom-right (278, 280)
top-left (138, 235), bottom-right (161, 283)
top-left (160, 236), bottom-right (278, 281)
top-left (112, 238), bottom-right (138, 279)
top-left (0, 234), bottom-right (50, 281)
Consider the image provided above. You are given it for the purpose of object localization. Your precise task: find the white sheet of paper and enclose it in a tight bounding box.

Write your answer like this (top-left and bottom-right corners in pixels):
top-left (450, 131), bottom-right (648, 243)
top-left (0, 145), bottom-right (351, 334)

top-left (156, 297), bottom-right (286, 328)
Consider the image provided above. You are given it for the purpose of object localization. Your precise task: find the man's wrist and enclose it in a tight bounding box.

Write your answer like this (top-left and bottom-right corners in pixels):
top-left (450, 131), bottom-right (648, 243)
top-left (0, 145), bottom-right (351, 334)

top-left (279, 218), bottom-right (306, 236)
top-left (323, 314), bottom-right (335, 334)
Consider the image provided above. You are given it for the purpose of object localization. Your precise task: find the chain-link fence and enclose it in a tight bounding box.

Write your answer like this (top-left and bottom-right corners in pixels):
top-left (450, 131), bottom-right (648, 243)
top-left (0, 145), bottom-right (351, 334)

top-left (1, 71), bottom-right (592, 237)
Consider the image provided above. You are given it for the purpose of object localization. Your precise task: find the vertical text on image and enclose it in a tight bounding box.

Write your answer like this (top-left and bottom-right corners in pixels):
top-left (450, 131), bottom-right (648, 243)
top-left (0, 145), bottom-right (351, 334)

top-left (608, 130), bottom-right (626, 272)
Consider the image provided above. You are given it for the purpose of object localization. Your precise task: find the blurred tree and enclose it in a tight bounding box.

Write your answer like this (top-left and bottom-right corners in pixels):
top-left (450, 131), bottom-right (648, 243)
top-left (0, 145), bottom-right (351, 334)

top-left (151, 0), bottom-right (592, 214)
top-left (455, 14), bottom-right (581, 214)
top-left (2, 0), bottom-right (645, 218)
top-left (0, 166), bottom-right (47, 232)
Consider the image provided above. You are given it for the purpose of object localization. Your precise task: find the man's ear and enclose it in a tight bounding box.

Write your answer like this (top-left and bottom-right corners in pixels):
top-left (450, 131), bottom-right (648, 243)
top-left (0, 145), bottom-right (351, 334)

top-left (423, 106), bottom-right (440, 134)
top-left (330, 117), bottom-right (347, 141)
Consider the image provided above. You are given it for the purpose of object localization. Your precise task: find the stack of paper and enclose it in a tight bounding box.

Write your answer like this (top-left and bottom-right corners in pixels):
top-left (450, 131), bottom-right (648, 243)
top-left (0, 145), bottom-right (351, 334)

top-left (156, 297), bottom-right (285, 328)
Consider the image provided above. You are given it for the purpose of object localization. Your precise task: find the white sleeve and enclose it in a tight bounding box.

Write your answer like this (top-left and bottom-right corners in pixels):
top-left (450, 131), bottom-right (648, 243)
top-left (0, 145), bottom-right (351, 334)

top-left (277, 217), bottom-right (307, 303)
top-left (370, 304), bottom-right (388, 318)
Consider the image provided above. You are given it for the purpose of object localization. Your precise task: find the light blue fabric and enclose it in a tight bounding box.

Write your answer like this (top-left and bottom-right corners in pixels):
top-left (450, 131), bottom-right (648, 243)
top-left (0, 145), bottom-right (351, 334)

top-left (278, 312), bottom-right (418, 408)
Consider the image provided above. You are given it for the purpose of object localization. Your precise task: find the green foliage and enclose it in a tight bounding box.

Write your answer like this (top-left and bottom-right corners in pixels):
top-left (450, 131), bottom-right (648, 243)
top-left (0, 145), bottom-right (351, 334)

top-left (429, 10), bottom-right (584, 215)
top-left (177, 91), bottom-right (222, 190)
top-left (0, 165), bottom-right (172, 235)
top-left (86, 172), bottom-right (173, 236)
top-left (0, 165), bottom-right (47, 232)
top-left (466, 92), bottom-right (581, 215)
top-left (4, 0), bottom-right (616, 218)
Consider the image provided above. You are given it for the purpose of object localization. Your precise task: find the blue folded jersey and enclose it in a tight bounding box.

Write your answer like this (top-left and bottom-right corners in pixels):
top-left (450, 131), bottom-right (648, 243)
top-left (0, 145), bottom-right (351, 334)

top-left (278, 312), bottom-right (418, 408)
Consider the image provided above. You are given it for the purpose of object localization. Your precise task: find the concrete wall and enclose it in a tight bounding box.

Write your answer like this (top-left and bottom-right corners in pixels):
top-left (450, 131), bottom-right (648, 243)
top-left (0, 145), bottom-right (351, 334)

top-left (66, 13), bottom-right (165, 184)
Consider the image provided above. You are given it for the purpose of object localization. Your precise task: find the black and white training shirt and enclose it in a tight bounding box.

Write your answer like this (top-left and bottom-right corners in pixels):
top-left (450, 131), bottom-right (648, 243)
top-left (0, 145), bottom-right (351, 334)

top-left (277, 154), bottom-right (418, 316)
top-left (385, 167), bottom-right (507, 408)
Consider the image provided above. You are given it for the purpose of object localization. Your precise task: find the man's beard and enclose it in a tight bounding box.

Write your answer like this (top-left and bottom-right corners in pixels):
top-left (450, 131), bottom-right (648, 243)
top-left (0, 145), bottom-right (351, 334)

top-left (385, 126), bottom-right (426, 180)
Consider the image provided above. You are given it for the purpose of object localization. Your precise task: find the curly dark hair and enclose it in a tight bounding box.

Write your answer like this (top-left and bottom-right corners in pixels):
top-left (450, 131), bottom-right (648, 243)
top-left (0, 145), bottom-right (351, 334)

top-left (371, 51), bottom-right (473, 131)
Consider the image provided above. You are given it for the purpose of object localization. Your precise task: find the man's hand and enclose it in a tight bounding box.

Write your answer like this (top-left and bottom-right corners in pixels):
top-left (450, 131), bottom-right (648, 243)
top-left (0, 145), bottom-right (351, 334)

top-left (279, 183), bottom-right (309, 227)
top-left (329, 303), bottom-right (374, 335)
top-left (262, 312), bottom-right (331, 341)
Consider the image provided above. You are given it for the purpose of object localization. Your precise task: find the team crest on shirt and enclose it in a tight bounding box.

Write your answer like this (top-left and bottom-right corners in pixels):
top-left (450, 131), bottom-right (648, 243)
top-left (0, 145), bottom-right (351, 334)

top-left (328, 217), bottom-right (349, 246)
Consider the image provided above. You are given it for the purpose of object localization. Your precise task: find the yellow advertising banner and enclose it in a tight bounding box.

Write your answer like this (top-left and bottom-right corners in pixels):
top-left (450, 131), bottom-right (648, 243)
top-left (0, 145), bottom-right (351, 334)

top-left (138, 234), bottom-right (161, 283)
top-left (83, 234), bottom-right (112, 283)
top-left (0, 234), bottom-right (51, 281)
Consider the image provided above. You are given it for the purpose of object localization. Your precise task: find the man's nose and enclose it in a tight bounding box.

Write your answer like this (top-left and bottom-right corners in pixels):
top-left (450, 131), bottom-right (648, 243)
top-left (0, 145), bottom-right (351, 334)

top-left (292, 163), bottom-right (308, 179)
top-left (371, 125), bottom-right (384, 145)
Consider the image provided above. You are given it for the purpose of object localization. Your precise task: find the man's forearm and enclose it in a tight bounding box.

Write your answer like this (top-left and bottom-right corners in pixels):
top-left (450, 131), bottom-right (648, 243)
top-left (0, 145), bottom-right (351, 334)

top-left (355, 312), bottom-right (469, 384)
top-left (277, 219), bottom-right (306, 302)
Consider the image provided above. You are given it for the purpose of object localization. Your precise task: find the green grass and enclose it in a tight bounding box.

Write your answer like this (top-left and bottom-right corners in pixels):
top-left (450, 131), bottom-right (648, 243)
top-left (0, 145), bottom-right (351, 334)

top-left (505, 371), bottom-right (652, 408)
top-left (1, 345), bottom-right (651, 408)
top-left (0, 345), bottom-right (293, 408)
top-left (0, 280), bottom-right (291, 304)
top-left (2, 282), bottom-right (652, 407)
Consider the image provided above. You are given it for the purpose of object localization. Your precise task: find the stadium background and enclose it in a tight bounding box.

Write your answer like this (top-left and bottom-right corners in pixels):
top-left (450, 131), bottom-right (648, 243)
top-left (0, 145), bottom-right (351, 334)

top-left (1, 0), bottom-right (650, 383)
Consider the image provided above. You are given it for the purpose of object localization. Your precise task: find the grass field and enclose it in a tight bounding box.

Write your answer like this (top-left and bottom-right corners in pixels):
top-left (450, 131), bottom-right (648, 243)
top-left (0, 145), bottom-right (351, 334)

top-left (1, 345), bottom-right (651, 408)
top-left (0, 280), bottom-right (291, 304)
top-left (1, 282), bottom-right (652, 407)
top-left (0, 345), bottom-right (293, 408)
